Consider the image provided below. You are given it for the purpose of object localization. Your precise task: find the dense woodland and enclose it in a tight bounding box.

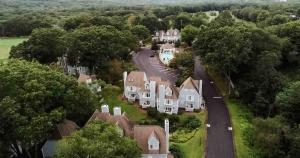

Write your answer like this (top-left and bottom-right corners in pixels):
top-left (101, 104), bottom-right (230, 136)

top-left (0, 1), bottom-right (300, 158)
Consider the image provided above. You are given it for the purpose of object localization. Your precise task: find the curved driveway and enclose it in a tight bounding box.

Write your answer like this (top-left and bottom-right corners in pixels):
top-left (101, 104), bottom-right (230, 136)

top-left (133, 49), bottom-right (235, 158)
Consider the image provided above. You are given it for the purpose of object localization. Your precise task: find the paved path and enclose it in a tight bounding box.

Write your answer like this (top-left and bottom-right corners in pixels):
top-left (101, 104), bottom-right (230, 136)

top-left (133, 49), bottom-right (179, 84)
top-left (133, 49), bottom-right (235, 158)
top-left (194, 56), bottom-right (235, 158)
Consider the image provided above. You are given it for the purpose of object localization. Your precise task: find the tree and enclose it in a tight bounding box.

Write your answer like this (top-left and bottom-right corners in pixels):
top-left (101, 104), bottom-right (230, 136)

top-left (140, 15), bottom-right (161, 33)
top-left (55, 121), bottom-right (141, 158)
top-left (10, 28), bottom-right (66, 64)
top-left (0, 60), bottom-right (98, 157)
top-left (131, 25), bottom-right (150, 42)
top-left (252, 117), bottom-right (288, 158)
top-left (181, 25), bottom-right (199, 46)
top-left (276, 81), bottom-right (300, 125)
top-left (194, 23), bottom-right (283, 116)
top-left (209, 10), bottom-right (234, 28)
top-left (270, 21), bottom-right (300, 67)
top-left (1, 14), bottom-right (51, 36)
top-left (174, 12), bottom-right (192, 29)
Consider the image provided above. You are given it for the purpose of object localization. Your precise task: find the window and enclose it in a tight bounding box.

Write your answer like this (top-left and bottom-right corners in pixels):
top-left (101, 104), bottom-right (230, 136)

top-left (187, 95), bottom-right (194, 101)
top-left (146, 93), bottom-right (150, 97)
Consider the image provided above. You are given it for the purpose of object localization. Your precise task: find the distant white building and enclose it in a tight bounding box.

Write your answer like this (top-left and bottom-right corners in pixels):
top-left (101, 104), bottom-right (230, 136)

top-left (153, 28), bottom-right (181, 43)
top-left (159, 43), bottom-right (177, 65)
top-left (123, 71), bottom-right (205, 114)
top-left (57, 56), bottom-right (89, 75)
top-left (87, 106), bottom-right (173, 158)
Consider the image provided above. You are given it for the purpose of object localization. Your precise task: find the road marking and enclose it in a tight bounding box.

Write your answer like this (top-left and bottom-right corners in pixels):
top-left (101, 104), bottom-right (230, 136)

top-left (213, 97), bottom-right (222, 99)
top-left (228, 127), bottom-right (233, 131)
top-left (207, 124), bottom-right (211, 128)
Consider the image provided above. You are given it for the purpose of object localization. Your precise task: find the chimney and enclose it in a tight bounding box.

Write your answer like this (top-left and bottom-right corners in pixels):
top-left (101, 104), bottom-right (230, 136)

top-left (123, 71), bottom-right (127, 87)
top-left (165, 119), bottom-right (169, 153)
top-left (113, 107), bottom-right (122, 116)
top-left (199, 80), bottom-right (203, 95)
top-left (101, 104), bottom-right (109, 113)
top-left (149, 80), bottom-right (156, 107)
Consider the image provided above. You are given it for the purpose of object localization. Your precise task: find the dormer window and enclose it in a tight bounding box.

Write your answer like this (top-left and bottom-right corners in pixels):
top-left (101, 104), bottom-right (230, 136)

top-left (187, 95), bottom-right (194, 101)
top-left (145, 83), bottom-right (149, 90)
top-left (148, 132), bottom-right (159, 151)
top-left (166, 87), bottom-right (172, 96)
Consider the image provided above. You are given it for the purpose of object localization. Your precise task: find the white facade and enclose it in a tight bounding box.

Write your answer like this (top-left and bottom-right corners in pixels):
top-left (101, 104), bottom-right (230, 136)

top-left (123, 71), bottom-right (205, 114)
top-left (153, 29), bottom-right (181, 43)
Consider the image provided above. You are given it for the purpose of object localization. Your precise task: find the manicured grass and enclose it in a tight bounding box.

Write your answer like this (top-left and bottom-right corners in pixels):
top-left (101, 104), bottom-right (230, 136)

top-left (101, 85), bottom-right (147, 122)
top-left (227, 100), bottom-right (255, 158)
top-left (0, 37), bottom-right (28, 59)
top-left (174, 111), bottom-right (207, 158)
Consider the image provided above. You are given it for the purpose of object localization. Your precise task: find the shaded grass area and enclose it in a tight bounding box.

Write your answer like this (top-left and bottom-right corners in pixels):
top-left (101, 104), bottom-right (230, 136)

top-left (204, 65), bottom-right (229, 97)
top-left (227, 100), bottom-right (255, 158)
top-left (101, 85), bottom-right (147, 122)
top-left (0, 37), bottom-right (28, 59)
top-left (173, 111), bottom-right (207, 158)
top-left (204, 64), bottom-right (255, 158)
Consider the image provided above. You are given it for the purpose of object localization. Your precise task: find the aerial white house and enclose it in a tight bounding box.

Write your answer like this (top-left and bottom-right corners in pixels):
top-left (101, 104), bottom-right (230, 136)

top-left (123, 71), bottom-right (205, 114)
top-left (159, 43), bottom-right (177, 65)
top-left (153, 28), bottom-right (181, 43)
top-left (87, 105), bottom-right (173, 158)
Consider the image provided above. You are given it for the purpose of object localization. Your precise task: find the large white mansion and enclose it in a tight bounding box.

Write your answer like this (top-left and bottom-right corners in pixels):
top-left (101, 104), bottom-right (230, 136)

top-left (123, 71), bottom-right (205, 114)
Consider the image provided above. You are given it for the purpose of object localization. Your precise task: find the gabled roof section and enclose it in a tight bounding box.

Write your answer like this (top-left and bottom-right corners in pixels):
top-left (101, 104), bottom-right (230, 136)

top-left (50, 119), bottom-right (79, 140)
top-left (180, 77), bottom-right (200, 93)
top-left (86, 109), bottom-right (134, 137)
top-left (133, 125), bottom-right (167, 154)
top-left (125, 71), bottom-right (147, 88)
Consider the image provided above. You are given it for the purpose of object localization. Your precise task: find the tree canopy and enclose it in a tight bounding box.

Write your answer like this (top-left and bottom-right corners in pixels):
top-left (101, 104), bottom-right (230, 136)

top-left (0, 60), bottom-right (98, 157)
top-left (55, 120), bottom-right (141, 158)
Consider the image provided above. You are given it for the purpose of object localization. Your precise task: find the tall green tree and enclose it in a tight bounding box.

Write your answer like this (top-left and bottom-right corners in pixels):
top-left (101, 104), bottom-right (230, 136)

top-left (10, 28), bottom-right (66, 64)
top-left (130, 25), bottom-right (150, 42)
top-left (55, 121), bottom-right (141, 158)
top-left (181, 25), bottom-right (199, 46)
top-left (66, 26), bottom-right (137, 83)
top-left (276, 81), bottom-right (300, 125)
top-left (0, 60), bottom-right (98, 157)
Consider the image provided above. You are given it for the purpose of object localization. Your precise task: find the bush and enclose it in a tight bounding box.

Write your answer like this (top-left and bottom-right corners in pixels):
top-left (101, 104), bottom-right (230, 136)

top-left (180, 116), bottom-right (201, 131)
top-left (170, 144), bottom-right (184, 158)
top-left (147, 107), bottom-right (159, 118)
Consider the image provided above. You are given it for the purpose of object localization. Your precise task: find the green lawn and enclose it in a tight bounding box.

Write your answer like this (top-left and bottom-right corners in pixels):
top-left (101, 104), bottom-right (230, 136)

top-left (0, 37), bottom-right (28, 60)
top-left (174, 111), bottom-right (207, 158)
top-left (101, 85), bottom-right (147, 122)
top-left (227, 101), bottom-right (255, 158)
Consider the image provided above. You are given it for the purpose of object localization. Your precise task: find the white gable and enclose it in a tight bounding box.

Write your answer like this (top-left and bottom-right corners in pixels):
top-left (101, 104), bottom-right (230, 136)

top-left (148, 132), bottom-right (160, 150)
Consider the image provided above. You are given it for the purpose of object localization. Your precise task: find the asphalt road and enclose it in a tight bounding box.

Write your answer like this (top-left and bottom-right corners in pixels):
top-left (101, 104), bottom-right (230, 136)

top-left (194, 56), bottom-right (235, 158)
top-left (133, 48), bottom-right (179, 84)
top-left (133, 49), bottom-right (235, 158)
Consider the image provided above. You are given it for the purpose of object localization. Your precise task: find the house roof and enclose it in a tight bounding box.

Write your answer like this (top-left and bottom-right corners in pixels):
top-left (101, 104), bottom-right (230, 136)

top-left (180, 77), bottom-right (200, 93)
top-left (78, 74), bottom-right (93, 83)
top-left (125, 71), bottom-right (146, 88)
top-left (50, 119), bottom-right (79, 140)
top-left (133, 125), bottom-right (167, 154)
top-left (160, 43), bottom-right (175, 49)
top-left (157, 81), bottom-right (179, 99)
top-left (166, 28), bottom-right (180, 36)
top-left (87, 109), bottom-right (134, 137)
